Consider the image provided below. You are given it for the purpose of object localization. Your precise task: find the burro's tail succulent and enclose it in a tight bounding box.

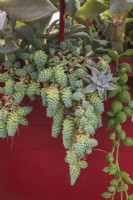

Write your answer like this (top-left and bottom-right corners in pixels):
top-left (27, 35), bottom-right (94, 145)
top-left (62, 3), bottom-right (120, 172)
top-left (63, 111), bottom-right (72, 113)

top-left (0, 39), bottom-right (120, 186)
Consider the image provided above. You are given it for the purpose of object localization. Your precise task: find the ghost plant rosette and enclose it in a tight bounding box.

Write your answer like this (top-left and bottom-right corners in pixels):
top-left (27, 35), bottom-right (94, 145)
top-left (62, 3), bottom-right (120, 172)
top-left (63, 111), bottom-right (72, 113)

top-left (82, 66), bottom-right (118, 100)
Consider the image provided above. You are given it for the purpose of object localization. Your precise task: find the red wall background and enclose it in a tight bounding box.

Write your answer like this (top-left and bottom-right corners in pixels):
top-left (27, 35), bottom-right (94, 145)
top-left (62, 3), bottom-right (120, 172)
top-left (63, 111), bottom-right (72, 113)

top-left (0, 78), bottom-right (132, 200)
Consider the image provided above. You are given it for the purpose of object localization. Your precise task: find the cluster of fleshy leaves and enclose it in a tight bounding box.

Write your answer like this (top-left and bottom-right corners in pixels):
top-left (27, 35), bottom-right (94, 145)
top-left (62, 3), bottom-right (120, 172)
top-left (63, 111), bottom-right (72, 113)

top-left (0, 39), bottom-right (118, 185)
top-left (102, 55), bottom-right (133, 199)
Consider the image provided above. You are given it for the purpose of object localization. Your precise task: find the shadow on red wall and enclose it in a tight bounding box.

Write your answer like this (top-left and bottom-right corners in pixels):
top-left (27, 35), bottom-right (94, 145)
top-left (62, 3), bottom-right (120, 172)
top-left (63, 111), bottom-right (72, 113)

top-left (0, 78), bottom-right (133, 200)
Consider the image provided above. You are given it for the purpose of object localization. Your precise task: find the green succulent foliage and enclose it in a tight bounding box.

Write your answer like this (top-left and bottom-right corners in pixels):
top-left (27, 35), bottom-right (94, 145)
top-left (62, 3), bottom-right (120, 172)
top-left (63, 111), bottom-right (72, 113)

top-left (4, 52), bottom-right (16, 68)
top-left (34, 50), bottom-right (48, 68)
top-left (72, 90), bottom-right (84, 100)
top-left (74, 68), bottom-right (87, 78)
top-left (54, 65), bottom-right (68, 87)
top-left (15, 68), bottom-right (27, 77)
top-left (62, 118), bottom-right (75, 149)
top-left (17, 106), bottom-right (33, 116)
top-left (104, 61), bottom-right (133, 199)
top-left (20, 52), bottom-right (33, 61)
top-left (128, 101), bottom-right (133, 108)
top-left (69, 164), bottom-right (80, 185)
top-left (52, 124), bottom-right (62, 138)
top-left (75, 106), bottom-right (84, 117)
top-left (7, 112), bottom-right (21, 136)
top-left (68, 74), bottom-right (78, 90)
top-left (87, 92), bottom-right (104, 114)
top-left (13, 91), bottom-right (25, 104)
top-left (0, 39), bottom-right (109, 187)
top-left (0, 110), bottom-right (8, 138)
top-left (52, 106), bottom-right (64, 138)
top-left (84, 123), bottom-right (95, 135)
top-left (61, 87), bottom-right (72, 108)
top-left (38, 67), bottom-right (53, 82)
top-left (41, 87), bottom-right (48, 106)
top-left (27, 82), bottom-right (40, 97)
top-left (0, 106), bottom-right (32, 137)
top-left (0, 73), bottom-right (10, 82)
top-left (5, 79), bottom-right (15, 94)
top-left (46, 87), bottom-right (60, 110)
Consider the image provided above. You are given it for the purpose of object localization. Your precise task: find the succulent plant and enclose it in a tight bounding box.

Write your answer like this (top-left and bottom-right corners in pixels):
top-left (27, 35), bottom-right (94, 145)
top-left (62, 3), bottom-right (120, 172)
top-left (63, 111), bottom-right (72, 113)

top-left (82, 66), bottom-right (118, 100)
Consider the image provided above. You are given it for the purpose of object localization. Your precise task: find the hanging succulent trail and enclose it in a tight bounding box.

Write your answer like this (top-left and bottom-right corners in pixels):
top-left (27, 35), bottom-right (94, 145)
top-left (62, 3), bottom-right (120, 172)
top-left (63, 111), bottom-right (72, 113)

top-left (0, 39), bottom-right (133, 191)
top-left (0, 39), bottom-right (115, 185)
top-left (103, 56), bottom-right (133, 200)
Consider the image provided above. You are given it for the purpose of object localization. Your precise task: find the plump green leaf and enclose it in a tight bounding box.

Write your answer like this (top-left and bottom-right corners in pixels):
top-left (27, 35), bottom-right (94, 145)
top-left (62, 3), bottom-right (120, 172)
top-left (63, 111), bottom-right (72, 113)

top-left (106, 118), bottom-right (116, 130)
top-left (123, 176), bottom-right (133, 184)
top-left (108, 50), bottom-right (118, 61)
top-left (120, 171), bottom-right (129, 178)
top-left (101, 192), bottom-right (112, 199)
top-left (103, 166), bottom-right (110, 173)
top-left (108, 186), bottom-right (115, 193)
top-left (120, 183), bottom-right (129, 191)
top-left (122, 49), bottom-right (133, 57)
top-left (76, 0), bottom-right (107, 20)
top-left (110, 179), bottom-right (119, 186)
top-left (109, 163), bottom-right (117, 175)
top-left (116, 183), bottom-right (128, 192)
top-left (115, 124), bottom-right (122, 134)
top-left (117, 130), bottom-right (126, 141)
top-left (107, 111), bottom-right (115, 117)
top-left (106, 152), bottom-right (114, 162)
top-left (109, 133), bottom-right (115, 140)
top-left (113, 140), bottom-right (120, 148)
top-left (123, 137), bottom-right (133, 146)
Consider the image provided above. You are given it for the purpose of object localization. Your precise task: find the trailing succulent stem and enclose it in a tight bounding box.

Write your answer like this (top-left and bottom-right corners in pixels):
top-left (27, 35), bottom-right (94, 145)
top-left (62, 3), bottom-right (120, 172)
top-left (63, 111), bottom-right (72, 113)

top-left (0, 39), bottom-right (113, 185)
top-left (0, 40), bottom-right (132, 190)
top-left (102, 57), bottom-right (133, 199)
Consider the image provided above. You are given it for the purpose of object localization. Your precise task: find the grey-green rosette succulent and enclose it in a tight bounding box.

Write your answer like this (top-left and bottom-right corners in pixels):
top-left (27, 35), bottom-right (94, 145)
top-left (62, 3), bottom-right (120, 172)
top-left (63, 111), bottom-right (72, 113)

top-left (82, 66), bottom-right (118, 100)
